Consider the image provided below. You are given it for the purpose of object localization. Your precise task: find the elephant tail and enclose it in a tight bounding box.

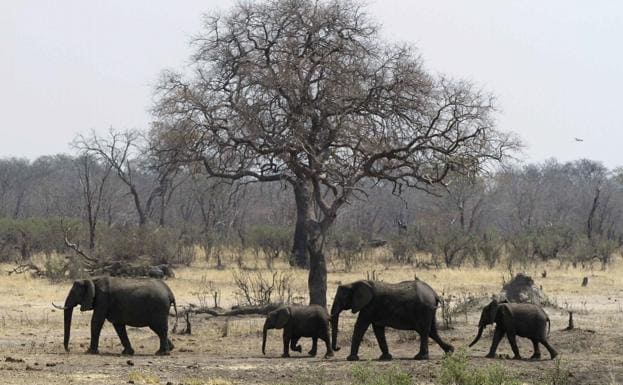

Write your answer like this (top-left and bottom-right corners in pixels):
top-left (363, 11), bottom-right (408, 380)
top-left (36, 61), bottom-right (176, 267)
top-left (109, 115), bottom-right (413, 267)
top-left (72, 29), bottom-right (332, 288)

top-left (169, 290), bottom-right (178, 333)
top-left (547, 316), bottom-right (551, 336)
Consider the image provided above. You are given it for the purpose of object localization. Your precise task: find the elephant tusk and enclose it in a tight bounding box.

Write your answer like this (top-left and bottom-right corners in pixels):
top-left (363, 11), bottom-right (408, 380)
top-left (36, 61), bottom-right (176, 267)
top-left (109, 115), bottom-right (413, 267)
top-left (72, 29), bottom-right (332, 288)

top-left (52, 302), bottom-right (67, 310)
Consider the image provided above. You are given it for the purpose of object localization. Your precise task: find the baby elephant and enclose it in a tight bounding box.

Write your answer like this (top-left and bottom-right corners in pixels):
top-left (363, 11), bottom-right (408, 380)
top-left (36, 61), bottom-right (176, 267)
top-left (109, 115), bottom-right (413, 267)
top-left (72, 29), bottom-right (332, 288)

top-left (469, 299), bottom-right (557, 360)
top-left (262, 304), bottom-right (334, 358)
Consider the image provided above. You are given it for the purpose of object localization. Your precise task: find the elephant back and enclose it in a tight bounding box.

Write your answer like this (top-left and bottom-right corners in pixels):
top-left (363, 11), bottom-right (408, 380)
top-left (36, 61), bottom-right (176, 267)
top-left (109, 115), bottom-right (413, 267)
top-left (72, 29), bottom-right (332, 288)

top-left (377, 280), bottom-right (440, 309)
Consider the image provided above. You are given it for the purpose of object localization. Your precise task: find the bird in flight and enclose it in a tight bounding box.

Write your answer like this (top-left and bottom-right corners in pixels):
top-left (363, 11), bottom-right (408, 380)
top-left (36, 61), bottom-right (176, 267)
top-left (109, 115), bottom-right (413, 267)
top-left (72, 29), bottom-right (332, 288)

top-left (574, 137), bottom-right (584, 142)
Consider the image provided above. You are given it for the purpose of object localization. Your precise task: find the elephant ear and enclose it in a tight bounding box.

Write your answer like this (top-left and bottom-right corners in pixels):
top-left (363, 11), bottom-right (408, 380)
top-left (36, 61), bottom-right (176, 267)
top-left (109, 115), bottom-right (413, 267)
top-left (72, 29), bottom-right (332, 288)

top-left (274, 306), bottom-right (291, 329)
top-left (80, 279), bottom-right (95, 311)
top-left (351, 281), bottom-right (373, 313)
top-left (495, 303), bottom-right (515, 334)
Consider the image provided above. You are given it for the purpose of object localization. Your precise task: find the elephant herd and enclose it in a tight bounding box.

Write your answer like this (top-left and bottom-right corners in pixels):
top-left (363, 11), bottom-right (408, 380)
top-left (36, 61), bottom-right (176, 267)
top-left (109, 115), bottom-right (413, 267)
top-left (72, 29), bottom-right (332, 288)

top-left (53, 276), bottom-right (557, 361)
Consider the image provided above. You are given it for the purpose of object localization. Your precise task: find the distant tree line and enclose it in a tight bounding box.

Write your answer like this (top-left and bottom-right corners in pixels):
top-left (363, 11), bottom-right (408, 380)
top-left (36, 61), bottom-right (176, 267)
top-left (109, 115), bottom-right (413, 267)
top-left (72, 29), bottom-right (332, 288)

top-left (1, 144), bottom-right (621, 271)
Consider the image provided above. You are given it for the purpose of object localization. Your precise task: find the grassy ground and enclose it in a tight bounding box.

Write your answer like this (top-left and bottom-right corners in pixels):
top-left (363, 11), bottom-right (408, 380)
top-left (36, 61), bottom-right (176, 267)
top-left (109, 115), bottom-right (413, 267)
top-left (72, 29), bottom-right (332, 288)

top-left (0, 252), bottom-right (622, 384)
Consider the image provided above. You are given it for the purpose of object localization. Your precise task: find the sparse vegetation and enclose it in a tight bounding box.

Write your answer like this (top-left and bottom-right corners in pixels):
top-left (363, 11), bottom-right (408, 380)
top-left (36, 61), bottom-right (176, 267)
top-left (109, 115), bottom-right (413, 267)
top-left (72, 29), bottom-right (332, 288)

top-left (439, 349), bottom-right (521, 385)
top-left (232, 269), bottom-right (295, 306)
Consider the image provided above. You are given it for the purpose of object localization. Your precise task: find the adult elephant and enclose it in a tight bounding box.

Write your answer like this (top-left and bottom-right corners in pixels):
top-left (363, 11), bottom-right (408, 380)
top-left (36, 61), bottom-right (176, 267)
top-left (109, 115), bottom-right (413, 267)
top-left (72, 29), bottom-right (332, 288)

top-left (53, 277), bottom-right (177, 355)
top-left (330, 279), bottom-right (454, 361)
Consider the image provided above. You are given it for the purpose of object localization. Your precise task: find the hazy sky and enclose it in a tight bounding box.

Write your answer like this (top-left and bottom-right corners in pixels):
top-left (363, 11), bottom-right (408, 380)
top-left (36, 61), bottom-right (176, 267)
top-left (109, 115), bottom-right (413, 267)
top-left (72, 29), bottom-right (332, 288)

top-left (2, 1), bottom-right (622, 167)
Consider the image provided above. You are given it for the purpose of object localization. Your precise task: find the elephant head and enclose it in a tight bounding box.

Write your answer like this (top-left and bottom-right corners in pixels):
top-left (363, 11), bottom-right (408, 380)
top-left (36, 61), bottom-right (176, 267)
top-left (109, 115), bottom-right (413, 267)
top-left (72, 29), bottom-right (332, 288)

top-left (330, 281), bottom-right (373, 351)
top-left (53, 279), bottom-right (95, 352)
top-left (262, 306), bottom-right (290, 354)
top-left (469, 299), bottom-right (512, 347)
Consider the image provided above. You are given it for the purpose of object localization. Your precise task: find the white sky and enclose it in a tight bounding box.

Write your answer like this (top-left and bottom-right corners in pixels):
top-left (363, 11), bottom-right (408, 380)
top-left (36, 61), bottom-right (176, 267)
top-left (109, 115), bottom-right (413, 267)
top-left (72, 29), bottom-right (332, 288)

top-left (1, 1), bottom-right (622, 167)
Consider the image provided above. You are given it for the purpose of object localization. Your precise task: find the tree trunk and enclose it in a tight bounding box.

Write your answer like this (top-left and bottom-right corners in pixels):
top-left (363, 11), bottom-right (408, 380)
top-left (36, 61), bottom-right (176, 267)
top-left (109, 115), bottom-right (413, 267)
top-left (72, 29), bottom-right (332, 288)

top-left (129, 185), bottom-right (147, 227)
top-left (587, 186), bottom-right (600, 241)
top-left (290, 181), bottom-right (311, 268)
top-left (307, 219), bottom-right (327, 307)
top-left (88, 220), bottom-right (96, 251)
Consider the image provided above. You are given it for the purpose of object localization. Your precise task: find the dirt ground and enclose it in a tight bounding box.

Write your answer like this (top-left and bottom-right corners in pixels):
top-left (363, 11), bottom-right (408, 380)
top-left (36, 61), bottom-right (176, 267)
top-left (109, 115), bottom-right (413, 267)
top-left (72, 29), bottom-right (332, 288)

top-left (1, 258), bottom-right (623, 385)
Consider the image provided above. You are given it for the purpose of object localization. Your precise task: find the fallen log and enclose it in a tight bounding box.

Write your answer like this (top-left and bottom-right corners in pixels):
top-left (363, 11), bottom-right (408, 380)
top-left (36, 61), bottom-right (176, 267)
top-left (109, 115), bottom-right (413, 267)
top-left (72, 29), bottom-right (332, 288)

top-left (176, 303), bottom-right (283, 318)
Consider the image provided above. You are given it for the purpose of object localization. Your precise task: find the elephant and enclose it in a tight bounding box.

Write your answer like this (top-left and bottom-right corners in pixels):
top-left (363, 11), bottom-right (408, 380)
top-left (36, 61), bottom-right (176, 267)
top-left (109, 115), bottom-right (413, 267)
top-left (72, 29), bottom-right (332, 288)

top-left (330, 279), bottom-right (454, 361)
top-left (53, 277), bottom-right (178, 355)
top-left (262, 304), bottom-right (334, 358)
top-left (469, 299), bottom-right (557, 360)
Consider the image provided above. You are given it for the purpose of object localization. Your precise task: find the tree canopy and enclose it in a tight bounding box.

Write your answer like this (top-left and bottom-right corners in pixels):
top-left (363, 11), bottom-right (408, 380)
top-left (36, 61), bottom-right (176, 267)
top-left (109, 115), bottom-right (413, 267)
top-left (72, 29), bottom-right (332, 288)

top-left (152, 0), bottom-right (517, 305)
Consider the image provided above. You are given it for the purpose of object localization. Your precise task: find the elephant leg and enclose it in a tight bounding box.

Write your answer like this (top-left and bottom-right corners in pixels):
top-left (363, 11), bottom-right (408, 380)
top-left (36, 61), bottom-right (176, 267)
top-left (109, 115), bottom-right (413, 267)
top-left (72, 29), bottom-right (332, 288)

top-left (290, 336), bottom-right (302, 353)
top-left (414, 316), bottom-right (432, 360)
top-left (486, 327), bottom-right (504, 358)
top-left (112, 323), bottom-right (134, 355)
top-left (506, 332), bottom-right (521, 359)
top-left (150, 319), bottom-right (170, 356)
top-left (372, 324), bottom-right (392, 361)
top-left (430, 313), bottom-right (454, 353)
top-left (281, 330), bottom-right (292, 358)
top-left (540, 338), bottom-right (558, 360)
top-left (347, 316), bottom-right (370, 361)
top-left (87, 312), bottom-right (105, 354)
top-left (309, 337), bottom-right (318, 356)
top-left (530, 339), bottom-right (541, 360)
top-left (320, 328), bottom-right (333, 358)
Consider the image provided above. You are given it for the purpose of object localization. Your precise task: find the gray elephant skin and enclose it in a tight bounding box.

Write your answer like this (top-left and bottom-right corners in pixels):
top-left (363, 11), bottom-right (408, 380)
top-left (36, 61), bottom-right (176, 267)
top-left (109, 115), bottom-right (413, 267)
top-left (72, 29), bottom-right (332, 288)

top-left (330, 279), bottom-right (454, 361)
top-left (262, 304), bottom-right (334, 358)
top-left (54, 277), bottom-right (178, 355)
top-left (469, 299), bottom-right (557, 360)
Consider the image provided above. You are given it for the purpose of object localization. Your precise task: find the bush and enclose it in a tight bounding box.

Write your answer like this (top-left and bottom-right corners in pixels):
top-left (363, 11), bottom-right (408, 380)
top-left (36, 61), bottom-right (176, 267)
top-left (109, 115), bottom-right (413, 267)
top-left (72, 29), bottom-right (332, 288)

top-left (247, 225), bottom-right (292, 269)
top-left (351, 364), bottom-right (412, 385)
top-left (439, 348), bottom-right (521, 385)
top-left (0, 217), bottom-right (81, 262)
top-left (532, 225), bottom-right (574, 261)
top-left (332, 231), bottom-right (365, 272)
top-left (388, 226), bottom-right (432, 264)
top-left (571, 235), bottom-right (617, 269)
top-left (232, 270), bottom-right (294, 306)
top-left (506, 232), bottom-right (534, 268)
top-left (432, 230), bottom-right (474, 268)
top-left (95, 225), bottom-right (191, 265)
top-left (477, 231), bottom-right (504, 268)
top-left (43, 254), bottom-right (85, 281)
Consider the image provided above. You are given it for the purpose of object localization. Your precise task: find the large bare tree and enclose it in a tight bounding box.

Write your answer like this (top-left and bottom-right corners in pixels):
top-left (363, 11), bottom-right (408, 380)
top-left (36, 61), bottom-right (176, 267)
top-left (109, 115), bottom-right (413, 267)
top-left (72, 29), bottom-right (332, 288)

top-left (152, 0), bottom-right (516, 306)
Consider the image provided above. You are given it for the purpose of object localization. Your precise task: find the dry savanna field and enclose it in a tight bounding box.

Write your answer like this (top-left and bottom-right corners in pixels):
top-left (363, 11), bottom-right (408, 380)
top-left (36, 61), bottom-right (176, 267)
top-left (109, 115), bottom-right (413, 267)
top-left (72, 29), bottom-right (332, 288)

top-left (1, 250), bottom-right (623, 385)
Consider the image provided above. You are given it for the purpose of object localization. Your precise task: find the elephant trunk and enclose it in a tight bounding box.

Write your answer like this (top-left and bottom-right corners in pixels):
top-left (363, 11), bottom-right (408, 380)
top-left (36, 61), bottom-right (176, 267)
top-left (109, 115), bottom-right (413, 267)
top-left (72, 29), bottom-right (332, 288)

top-left (262, 320), bottom-right (269, 355)
top-left (469, 324), bottom-right (485, 347)
top-left (63, 307), bottom-right (73, 352)
top-left (330, 302), bottom-right (341, 351)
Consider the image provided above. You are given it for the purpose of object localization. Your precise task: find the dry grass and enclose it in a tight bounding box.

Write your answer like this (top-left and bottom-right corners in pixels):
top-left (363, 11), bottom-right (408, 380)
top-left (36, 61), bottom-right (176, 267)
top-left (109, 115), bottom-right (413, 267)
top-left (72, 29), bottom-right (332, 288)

top-left (1, 250), bottom-right (623, 384)
top-left (3, 250), bottom-right (623, 323)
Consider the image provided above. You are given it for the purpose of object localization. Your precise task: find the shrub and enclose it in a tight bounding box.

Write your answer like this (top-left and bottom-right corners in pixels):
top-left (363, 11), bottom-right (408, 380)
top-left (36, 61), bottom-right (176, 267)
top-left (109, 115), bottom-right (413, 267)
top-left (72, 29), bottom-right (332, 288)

top-left (431, 230), bottom-right (473, 268)
top-left (350, 364), bottom-right (412, 385)
top-left (439, 348), bottom-right (521, 385)
top-left (571, 235), bottom-right (617, 269)
top-left (43, 254), bottom-right (85, 281)
top-left (388, 226), bottom-right (431, 264)
top-left (247, 225), bottom-right (292, 269)
top-left (543, 358), bottom-right (572, 385)
top-left (506, 232), bottom-right (534, 268)
top-left (532, 225), bottom-right (574, 261)
top-left (477, 231), bottom-right (504, 268)
top-left (232, 270), bottom-right (294, 306)
top-left (0, 217), bottom-right (81, 262)
top-left (332, 231), bottom-right (365, 272)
